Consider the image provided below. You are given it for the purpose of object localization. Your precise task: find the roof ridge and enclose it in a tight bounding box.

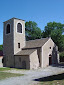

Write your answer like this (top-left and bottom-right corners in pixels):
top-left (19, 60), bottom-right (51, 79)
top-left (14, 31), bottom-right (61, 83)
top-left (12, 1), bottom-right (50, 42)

top-left (3, 17), bottom-right (25, 23)
top-left (26, 38), bottom-right (49, 42)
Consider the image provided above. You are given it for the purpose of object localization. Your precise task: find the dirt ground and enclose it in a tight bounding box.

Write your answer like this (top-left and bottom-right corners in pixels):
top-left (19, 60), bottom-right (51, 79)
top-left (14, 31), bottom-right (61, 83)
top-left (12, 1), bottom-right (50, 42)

top-left (0, 66), bottom-right (64, 85)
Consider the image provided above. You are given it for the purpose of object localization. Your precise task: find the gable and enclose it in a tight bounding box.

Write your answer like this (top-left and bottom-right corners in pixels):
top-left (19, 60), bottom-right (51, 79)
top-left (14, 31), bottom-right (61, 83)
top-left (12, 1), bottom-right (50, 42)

top-left (42, 38), bottom-right (55, 48)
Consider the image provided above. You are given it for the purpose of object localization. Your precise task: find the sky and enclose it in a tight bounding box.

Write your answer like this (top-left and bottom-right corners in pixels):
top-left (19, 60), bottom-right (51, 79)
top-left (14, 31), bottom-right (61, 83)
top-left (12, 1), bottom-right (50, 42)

top-left (0, 0), bottom-right (64, 45)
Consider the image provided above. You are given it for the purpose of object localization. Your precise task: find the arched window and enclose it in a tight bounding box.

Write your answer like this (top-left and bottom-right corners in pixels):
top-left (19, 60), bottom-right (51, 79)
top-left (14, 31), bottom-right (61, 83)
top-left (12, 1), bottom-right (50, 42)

top-left (17, 23), bottom-right (22, 33)
top-left (6, 24), bottom-right (10, 34)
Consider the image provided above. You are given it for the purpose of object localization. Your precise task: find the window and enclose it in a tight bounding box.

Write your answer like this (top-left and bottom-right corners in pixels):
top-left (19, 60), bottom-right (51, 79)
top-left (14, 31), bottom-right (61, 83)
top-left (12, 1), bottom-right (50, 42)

top-left (17, 23), bottom-right (22, 33)
top-left (49, 54), bottom-right (52, 56)
top-left (6, 24), bottom-right (10, 34)
top-left (18, 43), bottom-right (20, 48)
top-left (50, 47), bottom-right (51, 49)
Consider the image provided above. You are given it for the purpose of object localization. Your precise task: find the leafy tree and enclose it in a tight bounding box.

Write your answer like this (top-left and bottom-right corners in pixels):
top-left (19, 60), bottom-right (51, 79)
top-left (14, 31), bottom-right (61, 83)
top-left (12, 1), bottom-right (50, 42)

top-left (42, 22), bottom-right (64, 51)
top-left (25, 21), bottom-right (42, 40)
top-left (43, 22), bottom-right (64, 38)
top-left (60, 51), bottom-right (64, 58)
top-left (51, 29), bottom-right (64, 51)
top-left (0, 45), bottom-right (3, 51)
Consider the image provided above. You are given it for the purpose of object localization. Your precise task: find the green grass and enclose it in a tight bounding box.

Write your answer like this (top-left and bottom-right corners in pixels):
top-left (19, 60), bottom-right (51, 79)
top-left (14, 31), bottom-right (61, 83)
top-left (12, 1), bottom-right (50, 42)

top-left (0, 67), bottom-right (28, 71)
top-left (0, 72), bottom-right (24, 80)
top-left (35, 73), bottom-right (64, 85)
top-left (40, 80), bottom-right (64, 85)
top-left (0, 67), bottom-right (12, 71)
top-left (0, 67), bottom-right (25, 80)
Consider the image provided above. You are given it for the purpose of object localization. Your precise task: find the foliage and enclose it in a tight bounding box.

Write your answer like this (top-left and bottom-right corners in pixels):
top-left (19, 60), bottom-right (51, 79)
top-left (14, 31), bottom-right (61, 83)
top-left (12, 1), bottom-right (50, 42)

top-left (0, 45), bottom-right (3, 51)
top-left (25, 21), bottom-right (42, 40)
top-left (59, 52), bottom-right (64, 57)
top-left (42, 22), bottom-right (64, 51)
top-left (51, 29), bottom-right (64, 51)
top-left (43, 22), bottom-right (64, 37)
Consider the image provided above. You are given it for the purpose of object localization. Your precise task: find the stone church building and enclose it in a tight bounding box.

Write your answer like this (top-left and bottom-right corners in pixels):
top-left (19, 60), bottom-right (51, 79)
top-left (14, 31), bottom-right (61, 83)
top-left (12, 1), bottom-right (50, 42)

top-left (3, 18), bottom-right (59, 69)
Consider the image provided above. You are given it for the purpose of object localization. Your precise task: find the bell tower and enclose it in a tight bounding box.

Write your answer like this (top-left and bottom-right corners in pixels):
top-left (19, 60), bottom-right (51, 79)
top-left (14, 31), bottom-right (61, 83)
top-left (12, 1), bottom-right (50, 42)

top-left (3, 18), bottom-right (25, 67)
top-left (13, 18), bottom-right (25, 54)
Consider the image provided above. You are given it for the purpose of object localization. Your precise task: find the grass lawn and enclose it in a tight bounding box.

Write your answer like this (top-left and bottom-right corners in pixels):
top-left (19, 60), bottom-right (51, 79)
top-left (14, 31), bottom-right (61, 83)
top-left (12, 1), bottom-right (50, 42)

top-left (0, 67), bottom-right (28, 71)
top-left (0, 67), bottom-right (12, 71)
top-left (34, 73), bottom-right (64, 85)
top-left (0, 67), bottom-right (24, 80)
top-left (40, 80), bottom-right (64, 85)
top-left (0, 72), bottom-right (24, 80)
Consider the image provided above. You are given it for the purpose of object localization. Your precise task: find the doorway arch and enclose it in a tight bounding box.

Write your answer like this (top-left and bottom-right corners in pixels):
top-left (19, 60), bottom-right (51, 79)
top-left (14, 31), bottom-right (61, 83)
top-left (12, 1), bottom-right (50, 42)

top-left (49, 54), bottom-right (52, 65)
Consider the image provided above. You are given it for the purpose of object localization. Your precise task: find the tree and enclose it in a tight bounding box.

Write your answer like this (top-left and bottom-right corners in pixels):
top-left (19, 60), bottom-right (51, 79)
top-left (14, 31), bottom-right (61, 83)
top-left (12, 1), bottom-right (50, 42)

top-left (43, 22), bottom-right (64, 38)
top-left (25, 21), bottom-right (42, 40)
top-left (42, 22), bottom-right (64, 51)
top-left (51, 29), bottom-right (64, 51)
top-left (0, 45), bottom-right (3, 51)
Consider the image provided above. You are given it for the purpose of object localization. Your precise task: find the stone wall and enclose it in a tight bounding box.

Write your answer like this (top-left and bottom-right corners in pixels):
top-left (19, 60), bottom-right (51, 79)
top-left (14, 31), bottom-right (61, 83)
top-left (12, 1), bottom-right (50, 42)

top-left (14, 19), bottom-right (25, 54)
top-left (15, 55), bottom-right (30, 69)
top-left (30, 50), bottom-right (39, 69)
top-left (0, 56), bottom-right (3, 67)
top-left (3, 18), bottom-right (25, 67)
top-left (42, 38), bottom-right (58, 68)
top-left (3, 19), bottom-right (14, 67)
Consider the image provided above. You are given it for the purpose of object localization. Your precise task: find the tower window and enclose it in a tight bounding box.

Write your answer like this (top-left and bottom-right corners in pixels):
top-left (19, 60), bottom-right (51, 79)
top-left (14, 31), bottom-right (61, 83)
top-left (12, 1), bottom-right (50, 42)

top-left (17, 23), bottom-right (22, 33)
top-left (6, 24), bottom-right (10, 34)
top-left (18, 43), bottom-right (20, 48)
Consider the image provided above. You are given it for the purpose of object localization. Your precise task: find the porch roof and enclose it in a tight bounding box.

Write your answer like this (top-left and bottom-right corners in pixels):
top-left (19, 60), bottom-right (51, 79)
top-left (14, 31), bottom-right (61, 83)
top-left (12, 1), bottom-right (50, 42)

top-left (15, 49), bottom-right (36, 56)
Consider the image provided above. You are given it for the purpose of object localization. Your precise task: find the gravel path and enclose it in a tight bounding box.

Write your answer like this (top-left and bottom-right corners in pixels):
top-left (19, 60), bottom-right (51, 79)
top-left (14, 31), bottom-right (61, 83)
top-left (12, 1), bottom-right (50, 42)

top-left (0, 66), bottom-right (64, 85)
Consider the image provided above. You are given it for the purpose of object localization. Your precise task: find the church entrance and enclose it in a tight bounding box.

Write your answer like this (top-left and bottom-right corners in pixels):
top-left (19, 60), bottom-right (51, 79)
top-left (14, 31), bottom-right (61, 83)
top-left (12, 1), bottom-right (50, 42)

top-left (22, 61), bottom-right (26, 69)
top-left (49, 54), bottom-right (52, 65)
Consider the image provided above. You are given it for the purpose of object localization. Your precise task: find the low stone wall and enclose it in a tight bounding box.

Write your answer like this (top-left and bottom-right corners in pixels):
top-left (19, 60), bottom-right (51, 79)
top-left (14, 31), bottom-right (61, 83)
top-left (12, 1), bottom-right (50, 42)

top-left (0, 56), bottom-right (3, 67)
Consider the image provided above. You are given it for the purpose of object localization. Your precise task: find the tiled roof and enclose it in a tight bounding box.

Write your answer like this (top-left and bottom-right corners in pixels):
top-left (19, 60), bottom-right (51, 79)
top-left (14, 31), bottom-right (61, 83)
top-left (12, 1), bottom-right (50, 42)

top-left (23, 38), bottom-right (49, 49)
top-left (15, 38), bottom-right (49, 56)
top-left (12, 17), bottom-right (25, 21)
top-left (3, 17), bottom-right (25, 23)
top-left (15, 49), bottom-right (36, 56)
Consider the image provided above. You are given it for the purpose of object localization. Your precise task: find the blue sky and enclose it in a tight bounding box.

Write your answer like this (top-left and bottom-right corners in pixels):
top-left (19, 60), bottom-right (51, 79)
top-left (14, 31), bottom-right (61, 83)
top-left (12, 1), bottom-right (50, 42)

top-left (0, 0), bottom-right (64, 45)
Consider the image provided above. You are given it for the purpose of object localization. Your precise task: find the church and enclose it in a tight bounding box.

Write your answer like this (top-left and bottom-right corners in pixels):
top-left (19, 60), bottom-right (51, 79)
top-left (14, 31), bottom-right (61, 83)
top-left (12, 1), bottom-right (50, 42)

top-left (3, 18), bottom-right (59, 69)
